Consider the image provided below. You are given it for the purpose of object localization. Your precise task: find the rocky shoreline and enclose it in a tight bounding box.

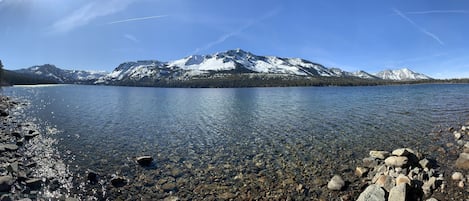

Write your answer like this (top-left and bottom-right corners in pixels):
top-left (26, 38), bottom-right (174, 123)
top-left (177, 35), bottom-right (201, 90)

top-left (0, 96), bottom-right (75, 200)
top-left (326, 124), bottom-right (469, 200)
top-left (2, 94), bottom-right (469, 200)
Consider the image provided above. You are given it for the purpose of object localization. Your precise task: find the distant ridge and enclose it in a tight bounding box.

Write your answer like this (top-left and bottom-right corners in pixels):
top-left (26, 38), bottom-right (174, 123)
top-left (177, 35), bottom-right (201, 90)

top-left (5, 49), bottom-right (434, 87)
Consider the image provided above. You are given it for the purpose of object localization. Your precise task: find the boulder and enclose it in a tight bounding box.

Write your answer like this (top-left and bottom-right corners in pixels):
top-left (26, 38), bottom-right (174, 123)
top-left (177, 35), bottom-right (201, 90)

top-left (136, 156), bottom-right (153, 166)
top-left (388, 183), bottom-right (406, 201)
top-left (25, 178), bottom-right (42, 190)
top-left (375, 175), bottom-right (394, 192)
top-left (357, 184), bottom-right (386, 201)
top-left (369, 151), bottom-right (390, 160)
top-left (385, 156), bottom-right (408, 167)
top-left (327, 175), bottom-right (345, 191)
top-left (455, 153), bottom-right (469, 170)
top-left (392, 148), bottom-right (416, 157)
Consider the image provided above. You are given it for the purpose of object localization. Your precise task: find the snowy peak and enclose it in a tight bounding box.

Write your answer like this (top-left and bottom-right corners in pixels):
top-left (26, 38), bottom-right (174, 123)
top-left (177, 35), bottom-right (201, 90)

top-left (374, 68), bottom-right (432, 81)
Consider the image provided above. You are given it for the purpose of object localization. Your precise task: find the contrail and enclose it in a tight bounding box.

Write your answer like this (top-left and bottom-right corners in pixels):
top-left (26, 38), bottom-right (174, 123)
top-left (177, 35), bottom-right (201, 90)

top-left (407, 10), bottom-right (468, 14)
top-left (392, 8), bottom-right (444, 46)
top-left (108, 15), bottom-right (168, 24)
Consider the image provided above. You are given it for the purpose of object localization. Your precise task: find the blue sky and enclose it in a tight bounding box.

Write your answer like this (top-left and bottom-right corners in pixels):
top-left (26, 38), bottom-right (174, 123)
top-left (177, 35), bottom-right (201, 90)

top-left (1, 0), bottom-right (469, 78)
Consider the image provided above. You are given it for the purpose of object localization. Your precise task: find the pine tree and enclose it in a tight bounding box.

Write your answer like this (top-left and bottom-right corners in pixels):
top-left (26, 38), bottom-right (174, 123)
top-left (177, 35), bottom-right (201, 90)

top-left (0, 59), bottom-right (3, 86)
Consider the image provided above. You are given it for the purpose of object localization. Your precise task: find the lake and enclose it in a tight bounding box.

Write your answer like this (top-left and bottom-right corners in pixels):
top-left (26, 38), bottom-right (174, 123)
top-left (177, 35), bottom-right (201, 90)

top-left (4, 84), bottom-right (469, 200)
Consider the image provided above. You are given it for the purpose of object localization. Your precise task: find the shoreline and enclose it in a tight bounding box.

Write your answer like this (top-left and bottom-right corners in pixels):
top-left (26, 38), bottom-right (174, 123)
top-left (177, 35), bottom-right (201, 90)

top-left (0, 96), bottom-right (75, 200)
top-left (1, 94), bottom-right (468, 200)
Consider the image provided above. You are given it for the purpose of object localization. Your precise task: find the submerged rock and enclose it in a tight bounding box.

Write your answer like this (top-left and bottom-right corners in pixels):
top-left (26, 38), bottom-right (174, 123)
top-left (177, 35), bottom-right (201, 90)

top-left (0, 176), bottom-right (14, 192)
top-left (136, 156), bottom-right (153, 166)
top-left (455, 153), bottom-right (469, 170)
top-left (111, 177), bottom-right (127, 187)
top-left (327, 175), bottom-right (345, 191)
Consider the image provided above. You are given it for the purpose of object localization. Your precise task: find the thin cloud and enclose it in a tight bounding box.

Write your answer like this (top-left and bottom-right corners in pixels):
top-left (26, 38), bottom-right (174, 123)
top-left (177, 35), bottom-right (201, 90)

top-left (407, 10), bottom-right (468, 15)
top-left (108, 15), bottom-right (168, 24)
top-left (191, 8), bottom-right (280, 55)
top-left (124, 34), bottom-right (139, 43)
top-left (392, 8), bottom-right (444, 46)
top-left (51, 0), bottom-right (135, 33)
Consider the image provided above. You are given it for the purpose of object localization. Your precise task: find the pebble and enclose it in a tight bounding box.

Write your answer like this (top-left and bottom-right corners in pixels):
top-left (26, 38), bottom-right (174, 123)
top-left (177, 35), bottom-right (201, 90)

top-left (327, 175), bottom-right (345, 191)
top-left (454, 132), bottom-right (462, 140)
top-left (457, 180), bottom-right (464, 188)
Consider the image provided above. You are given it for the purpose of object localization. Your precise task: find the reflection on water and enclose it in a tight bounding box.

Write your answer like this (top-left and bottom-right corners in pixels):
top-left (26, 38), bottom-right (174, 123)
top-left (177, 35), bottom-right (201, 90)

top-left (4, 84), bottom-right (469, 199)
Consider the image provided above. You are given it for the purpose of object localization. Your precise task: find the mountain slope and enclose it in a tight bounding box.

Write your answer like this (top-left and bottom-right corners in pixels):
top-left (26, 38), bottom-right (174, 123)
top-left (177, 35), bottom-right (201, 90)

top-left (15, 64), bottom-right (107, 83)
top-left (374, 68), bottom-right (432, 81)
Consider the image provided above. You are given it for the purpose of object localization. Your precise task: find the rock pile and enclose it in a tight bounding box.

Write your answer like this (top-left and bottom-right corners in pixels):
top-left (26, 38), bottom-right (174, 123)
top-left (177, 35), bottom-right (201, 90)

top-left (330, 147), bottom-right (444, 200)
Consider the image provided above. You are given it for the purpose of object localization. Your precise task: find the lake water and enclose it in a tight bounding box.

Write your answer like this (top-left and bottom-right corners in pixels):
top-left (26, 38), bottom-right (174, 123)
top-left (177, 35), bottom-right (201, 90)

top-left (4, 84), bottom-right (469, 200)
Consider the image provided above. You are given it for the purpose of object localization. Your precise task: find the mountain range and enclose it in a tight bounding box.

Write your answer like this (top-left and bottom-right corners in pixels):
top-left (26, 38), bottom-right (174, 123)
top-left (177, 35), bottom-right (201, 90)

top-left (5, 49), bottom-right (433, 87)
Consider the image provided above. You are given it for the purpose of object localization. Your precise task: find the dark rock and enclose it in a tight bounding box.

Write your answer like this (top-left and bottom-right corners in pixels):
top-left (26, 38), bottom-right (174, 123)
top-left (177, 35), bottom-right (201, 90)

top-left (0, 109), bottom-right (8, 117)
top-left (7, 162), bottom-right (18, 174)
top-left (11, 132), bottom-right (21, 138)
top-left (0, 194), bottom-right (13, 201)
top-left (136, 156), bottom-right (153, 166)
top-left (87, 170), bottom-right (99, 183)
top-left (25, 178), bottom-right (42, 190)
top-left (111, 177), bottom-right (127, 187)
top-left (0, 176), bottom-right (14, 192)
top-left (24, 133), bottom-right (39, 140)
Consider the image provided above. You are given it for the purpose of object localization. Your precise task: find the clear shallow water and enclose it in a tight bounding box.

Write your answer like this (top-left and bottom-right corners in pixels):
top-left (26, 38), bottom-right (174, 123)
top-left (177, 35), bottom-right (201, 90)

top-left (4, 84), bottom-right (469, 199)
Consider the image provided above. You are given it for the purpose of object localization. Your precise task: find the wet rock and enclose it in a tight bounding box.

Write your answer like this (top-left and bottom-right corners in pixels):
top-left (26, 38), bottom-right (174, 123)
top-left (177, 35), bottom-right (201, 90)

top-left (110, 176), bottom-right (127, 187)
top-left (451, 172), bottom-right (464, 181)
top-left (0, 194), bottom-right (13, 201)
top-left (369, 151), bottom-right (390, 160)
top-left (357, 184), bottom-right (386, 201)
top-left (355, 167), bottom-right (368, 178)
top-left (0, 176), bottom-right (14, 192)
top-left (136, 156), bottom-right (153, 166)
top-left (161, 182), bottom-right (177, 192)
top-left (0, 109), bottom-right (8, 117)
top-left (0, 144), bottom-right (18, 152)
top-left (454, 132), bottom-right (462, 140)
top-left (385, 156), bottom-right (408, 167)
top-left (388, 183), bottom-right (406, 201)
top-left (25, 178), bottom-right (42, 190)
top-left (455, 153), bottom-right (469, 170)
top-left (7, 162), bottom-right (18, 174)
top-left (327, 175), bottom-right (345, 191)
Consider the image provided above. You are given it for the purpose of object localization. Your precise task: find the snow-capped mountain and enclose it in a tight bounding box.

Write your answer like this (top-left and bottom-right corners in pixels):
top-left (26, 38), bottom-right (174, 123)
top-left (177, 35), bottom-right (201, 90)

top-left (374, 68), bottom-right (432, 81)
top-left (15, 64), bottom-right (107, 83)
top-left (97, 49), bottom-right (384, 85)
